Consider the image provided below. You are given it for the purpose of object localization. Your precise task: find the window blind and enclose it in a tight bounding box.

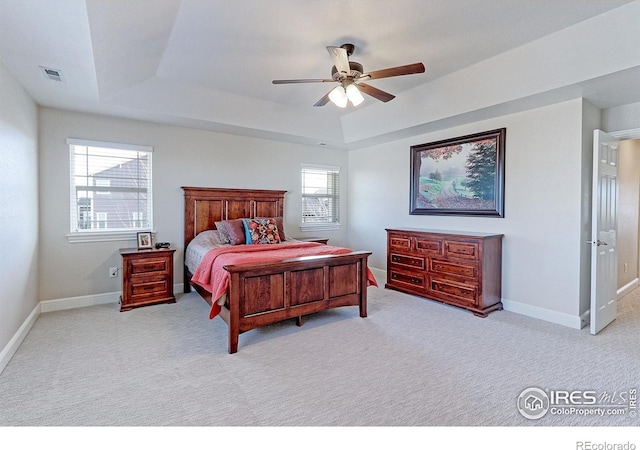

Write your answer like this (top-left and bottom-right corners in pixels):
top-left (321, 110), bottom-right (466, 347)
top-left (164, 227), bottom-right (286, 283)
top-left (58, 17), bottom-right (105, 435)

top-left (68, 139), bottom-right (153, 233)
top-left (301, 165), bottom-right (340, 224)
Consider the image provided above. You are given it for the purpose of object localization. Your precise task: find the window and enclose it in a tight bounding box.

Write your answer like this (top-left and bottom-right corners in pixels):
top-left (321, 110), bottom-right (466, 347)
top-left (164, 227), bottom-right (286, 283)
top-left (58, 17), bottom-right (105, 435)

top-left (301, 164), bottom-right (340, 230)
top-left (67, 138), bottom-right (153, 242)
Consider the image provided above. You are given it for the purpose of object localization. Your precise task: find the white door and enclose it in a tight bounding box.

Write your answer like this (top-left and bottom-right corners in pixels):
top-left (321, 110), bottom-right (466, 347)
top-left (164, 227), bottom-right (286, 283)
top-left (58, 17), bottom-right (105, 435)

top-left (590, 130), bottom-right (619, 335)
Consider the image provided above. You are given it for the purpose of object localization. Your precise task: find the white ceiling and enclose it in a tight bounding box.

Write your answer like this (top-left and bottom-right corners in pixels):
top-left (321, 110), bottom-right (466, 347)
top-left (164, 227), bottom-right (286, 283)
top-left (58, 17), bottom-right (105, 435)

top-left (1, 0), bottom-right (639, 149)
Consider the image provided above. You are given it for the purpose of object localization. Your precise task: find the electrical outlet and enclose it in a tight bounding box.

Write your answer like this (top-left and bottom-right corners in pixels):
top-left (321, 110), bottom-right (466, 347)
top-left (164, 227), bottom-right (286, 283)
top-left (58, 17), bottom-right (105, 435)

top-left (624, 263), bottom-right (628, 273)
top-left (109, 266), bottom-right (118, 278)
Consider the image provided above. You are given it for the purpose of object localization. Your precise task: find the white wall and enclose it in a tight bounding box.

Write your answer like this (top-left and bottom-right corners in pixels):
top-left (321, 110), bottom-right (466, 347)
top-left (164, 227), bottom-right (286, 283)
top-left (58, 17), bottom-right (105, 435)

top-left (38, 108), bottom-right (350, 301)
top-left (0, 60), bottom-right (38, 359)
top-left (348, 99), bottom-right (590, 327)
top-left (603, 101), bottom-right (640, 133)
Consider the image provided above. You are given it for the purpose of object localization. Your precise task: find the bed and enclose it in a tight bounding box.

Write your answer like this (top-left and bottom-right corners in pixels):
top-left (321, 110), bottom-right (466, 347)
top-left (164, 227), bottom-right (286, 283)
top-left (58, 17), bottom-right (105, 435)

top-left (182, 186), bottom-right (376, 353)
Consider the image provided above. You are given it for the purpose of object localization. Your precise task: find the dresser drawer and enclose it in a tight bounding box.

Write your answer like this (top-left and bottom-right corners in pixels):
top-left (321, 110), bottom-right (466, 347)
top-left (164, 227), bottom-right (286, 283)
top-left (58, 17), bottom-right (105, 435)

top-left (389, 235), bottom-right (411, 251)
top-left (388, 269), bottom-right (425, 289)
top-left (444, 240), bottom-right (479, 260)
top-left (415, 238), bottom-right (442, 255)
top-left (390, 253), bottom-right (425, 269)
top-left (430, 259), bottom-right (477, 280)
top-left (428, 277), bottom-right (478, 306)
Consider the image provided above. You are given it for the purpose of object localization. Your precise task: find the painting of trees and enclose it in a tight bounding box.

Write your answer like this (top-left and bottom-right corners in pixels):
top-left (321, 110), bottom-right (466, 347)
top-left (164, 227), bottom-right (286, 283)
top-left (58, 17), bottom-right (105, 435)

top-left (410, 129), bottom-right (505, 217)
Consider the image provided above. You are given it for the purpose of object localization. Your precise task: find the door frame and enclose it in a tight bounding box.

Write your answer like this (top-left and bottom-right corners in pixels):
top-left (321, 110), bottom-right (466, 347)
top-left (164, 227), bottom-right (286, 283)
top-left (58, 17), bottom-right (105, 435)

top-left (587, 127), bottom-right (640, 327)
top-left (611, 128), bottom-right (640, 299)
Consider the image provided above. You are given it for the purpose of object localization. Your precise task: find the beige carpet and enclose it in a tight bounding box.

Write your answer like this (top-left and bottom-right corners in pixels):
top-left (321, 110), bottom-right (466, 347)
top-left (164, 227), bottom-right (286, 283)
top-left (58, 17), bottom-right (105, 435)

top-left (1, 284), bottom-right (640, 428)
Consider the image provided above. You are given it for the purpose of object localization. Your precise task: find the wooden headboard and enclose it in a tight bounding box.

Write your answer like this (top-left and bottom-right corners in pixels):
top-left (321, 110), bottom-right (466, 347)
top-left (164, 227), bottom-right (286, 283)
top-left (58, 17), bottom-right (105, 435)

top-left (181, 186), bottom-right (286, 251)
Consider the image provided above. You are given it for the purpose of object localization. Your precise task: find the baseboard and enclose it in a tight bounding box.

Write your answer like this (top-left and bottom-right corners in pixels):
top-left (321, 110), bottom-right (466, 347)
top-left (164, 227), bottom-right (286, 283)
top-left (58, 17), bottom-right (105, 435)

top-left (501, 298), bottom-right (583, 329)
top-left (40, 283), bottom-right (185, 313)
top-left (618, 278), bottom-right (639, 299)
top-left (40, 291), bottom-right (121, 312)
top-left (0, 303), bottom-right (40, 376)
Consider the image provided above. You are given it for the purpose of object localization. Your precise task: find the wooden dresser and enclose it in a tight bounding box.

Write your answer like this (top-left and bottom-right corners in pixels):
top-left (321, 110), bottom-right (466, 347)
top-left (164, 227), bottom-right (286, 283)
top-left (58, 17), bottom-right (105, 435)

top-left (119, 247), bottom-right (176, 312)
top-left (385, 228), bottom-right (503, 317)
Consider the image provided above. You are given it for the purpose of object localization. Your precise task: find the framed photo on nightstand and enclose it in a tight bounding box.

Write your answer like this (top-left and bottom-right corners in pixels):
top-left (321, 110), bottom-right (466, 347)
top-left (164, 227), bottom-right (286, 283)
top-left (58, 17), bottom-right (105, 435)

top-left (136, 231), bottom-right (152, 249)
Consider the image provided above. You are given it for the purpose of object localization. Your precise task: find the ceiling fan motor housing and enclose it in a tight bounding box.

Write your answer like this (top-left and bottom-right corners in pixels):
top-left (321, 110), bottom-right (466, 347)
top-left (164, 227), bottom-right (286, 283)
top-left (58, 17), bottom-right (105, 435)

top-left (332, 61), bottom-right (363, 80)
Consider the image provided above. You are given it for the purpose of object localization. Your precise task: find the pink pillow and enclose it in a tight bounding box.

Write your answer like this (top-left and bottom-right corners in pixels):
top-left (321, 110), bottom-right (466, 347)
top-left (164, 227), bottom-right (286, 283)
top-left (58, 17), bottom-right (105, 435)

top-left (216, 219), bottom-right (246, 245)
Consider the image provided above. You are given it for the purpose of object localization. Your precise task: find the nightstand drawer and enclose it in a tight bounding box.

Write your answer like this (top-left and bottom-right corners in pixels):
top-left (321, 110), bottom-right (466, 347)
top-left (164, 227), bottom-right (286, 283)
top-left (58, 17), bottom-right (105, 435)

top-left (129, 258), bottom-right (169, 275)
top-left (130, 278), bottom-right (170, 297)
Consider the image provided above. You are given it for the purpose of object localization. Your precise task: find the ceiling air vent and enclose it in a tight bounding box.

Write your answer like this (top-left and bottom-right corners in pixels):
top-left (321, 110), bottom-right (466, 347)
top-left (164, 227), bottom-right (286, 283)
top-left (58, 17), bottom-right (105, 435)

top-left (40, 66), bottom-right (64, 82)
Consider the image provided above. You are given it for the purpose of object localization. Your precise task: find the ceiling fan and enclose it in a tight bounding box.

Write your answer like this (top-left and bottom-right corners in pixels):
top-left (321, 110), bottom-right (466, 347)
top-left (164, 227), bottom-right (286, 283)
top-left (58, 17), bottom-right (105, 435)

top-left (272, 43), bottom-right (425, 108)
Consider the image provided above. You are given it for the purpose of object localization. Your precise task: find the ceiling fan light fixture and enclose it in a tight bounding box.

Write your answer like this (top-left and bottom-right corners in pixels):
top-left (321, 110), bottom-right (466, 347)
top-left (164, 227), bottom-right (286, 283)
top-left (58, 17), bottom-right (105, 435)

top-left (346, 83), bottom-right (364, 106)
top-left (328, 85), bottom-right (348, 108)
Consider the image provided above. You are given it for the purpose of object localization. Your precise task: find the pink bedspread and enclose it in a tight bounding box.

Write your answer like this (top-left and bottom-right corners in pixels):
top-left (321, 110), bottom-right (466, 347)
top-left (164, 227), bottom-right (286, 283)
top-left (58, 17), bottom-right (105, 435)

top-left (190, 241), bottom-right (377, 319)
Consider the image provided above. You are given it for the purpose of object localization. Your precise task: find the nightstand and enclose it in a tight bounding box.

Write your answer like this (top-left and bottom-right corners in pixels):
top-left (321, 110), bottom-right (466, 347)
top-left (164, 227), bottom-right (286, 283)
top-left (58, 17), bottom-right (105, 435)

top-left (294, 237), bottom-right (329, 245)
top-left (119, 247), bottom-right (176, 311)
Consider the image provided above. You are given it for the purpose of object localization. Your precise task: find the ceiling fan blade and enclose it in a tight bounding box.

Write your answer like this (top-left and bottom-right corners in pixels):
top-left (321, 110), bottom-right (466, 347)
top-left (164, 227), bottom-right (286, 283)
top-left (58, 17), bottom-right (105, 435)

top-left (272, 78), bottom-right (334, 84)
top-left (326, 46), bottom-right (350, 78)
top-left (313, 91), bottom-right (331, 107)
top-left (360, 62), bottom-right (425, 80)
top-left (356, 83), bottom-right (396, 102)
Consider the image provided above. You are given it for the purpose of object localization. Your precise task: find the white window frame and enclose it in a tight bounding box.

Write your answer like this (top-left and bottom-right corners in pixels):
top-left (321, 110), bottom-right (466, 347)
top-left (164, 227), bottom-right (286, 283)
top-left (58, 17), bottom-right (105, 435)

top-left (300, 163), bottom-right (341, 231)
top-left (66, 138), bottom-right (154, 243)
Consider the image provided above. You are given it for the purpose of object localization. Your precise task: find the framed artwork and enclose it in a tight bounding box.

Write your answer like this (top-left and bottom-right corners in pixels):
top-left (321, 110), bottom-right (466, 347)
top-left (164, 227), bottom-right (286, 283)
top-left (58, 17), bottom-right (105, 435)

top-left (136, 231), bottom-right (153, 249)
top-left (410, 128), bottom-right (506, 217)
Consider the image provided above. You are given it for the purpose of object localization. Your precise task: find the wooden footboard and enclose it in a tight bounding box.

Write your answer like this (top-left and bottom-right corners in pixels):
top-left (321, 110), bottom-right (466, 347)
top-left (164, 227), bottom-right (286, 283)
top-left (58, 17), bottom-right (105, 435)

top-left (222, 251), bottom-right (371, 353)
